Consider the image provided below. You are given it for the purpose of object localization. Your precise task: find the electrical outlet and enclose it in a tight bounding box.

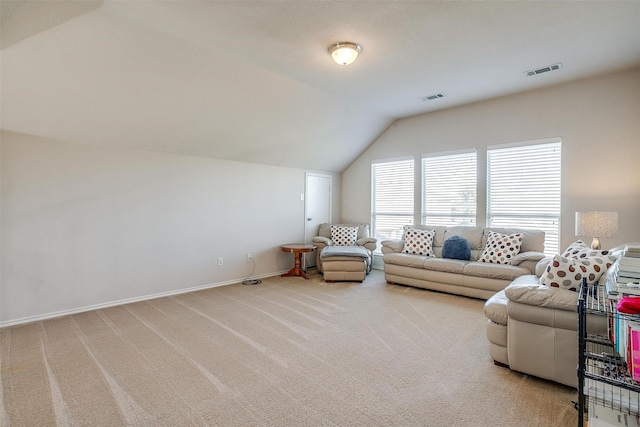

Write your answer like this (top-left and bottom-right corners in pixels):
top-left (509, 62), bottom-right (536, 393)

top-left (247, 254), bottom-right (252, 262)
top-left (218, 257), bottom-right (223, 266)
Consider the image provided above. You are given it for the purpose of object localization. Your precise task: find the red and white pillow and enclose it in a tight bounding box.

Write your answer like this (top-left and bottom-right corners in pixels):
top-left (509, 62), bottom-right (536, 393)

top-left (402, 227), bottom-right (436, 257)
top-left (539, 240), bottom-right (618, 292)
top-left (330, 225), bottom-right (358, 246)
top-left (479, 231), bottom-right (523, 264)
top-left (540, 255), bottom-right (616, 292)
top-left (562, 239), bottom-right (613, 258)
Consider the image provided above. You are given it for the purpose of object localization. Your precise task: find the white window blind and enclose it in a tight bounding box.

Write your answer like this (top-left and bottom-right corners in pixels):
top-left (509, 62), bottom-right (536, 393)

top-left (422, 151), bottom-right (477, 226)
top-left (371, 159), bottom-right (414, 252)
top-left (487, 140), bottom-right (561, 255)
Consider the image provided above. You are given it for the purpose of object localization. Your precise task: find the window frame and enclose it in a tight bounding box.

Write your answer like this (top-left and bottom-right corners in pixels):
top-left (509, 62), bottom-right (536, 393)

top-left (371, 157), bottom-right (415, 253)
top-left (486, 138), bottom-right (562, 255)
top-left (421, 149), bottom-right (477, 227)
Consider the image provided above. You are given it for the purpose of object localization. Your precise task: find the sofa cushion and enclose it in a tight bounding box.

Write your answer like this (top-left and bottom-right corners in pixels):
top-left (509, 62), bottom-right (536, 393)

top-left (423, 258), bottom-right (467, 274)
top-left (479, 231), bottom-right (523, 264)
top-left (442, 235), bottom-right (471, 260)
top-left (383, 252), bottom-right (428, 269)
top-left (321, 245), bottom-right (369, 259)
top-left (330, 225), bottom-right (358, 246)
top-left (402, 227), bottom-right (435, 256)
top-left (445, 226), bottom-right (484, 248)
top-left (540, 254), bottom-right (616, 292)
top-left (464, 262), bottom-right (529, 280)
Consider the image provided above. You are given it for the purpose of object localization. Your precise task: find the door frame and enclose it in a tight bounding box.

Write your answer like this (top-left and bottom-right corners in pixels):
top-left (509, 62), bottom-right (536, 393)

top-left (304, 172), bottom-right (333, 267)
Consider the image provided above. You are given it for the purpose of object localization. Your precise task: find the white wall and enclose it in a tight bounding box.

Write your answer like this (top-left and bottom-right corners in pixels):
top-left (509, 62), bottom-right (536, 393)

top-left (0, 131), bottom-right (341, 325)
top-left (342, 67), bottom-right (640, 250)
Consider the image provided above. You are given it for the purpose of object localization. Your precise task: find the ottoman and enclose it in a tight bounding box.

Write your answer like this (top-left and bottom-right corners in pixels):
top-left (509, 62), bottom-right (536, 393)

top-left (484, 289), bottom-right (509, 367)
top-left (320, 246), bottom-right (369, 282)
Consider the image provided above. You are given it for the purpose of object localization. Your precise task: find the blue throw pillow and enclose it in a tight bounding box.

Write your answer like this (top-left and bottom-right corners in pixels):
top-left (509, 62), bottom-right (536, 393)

top-left (442, 235), bottom-right (471, 261)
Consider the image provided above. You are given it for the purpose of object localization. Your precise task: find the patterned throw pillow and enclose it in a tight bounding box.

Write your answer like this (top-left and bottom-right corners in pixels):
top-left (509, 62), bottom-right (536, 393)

top-left (402, 228), bottom-right (436, 256)
top-left (330, 225), bottom-right (358, 246)
top-left (479, 231), bottom-right (523, 264)
top-left (562, 240), bottom-right (613, 258)
top-left (540, 254), bottom-right (616, 292)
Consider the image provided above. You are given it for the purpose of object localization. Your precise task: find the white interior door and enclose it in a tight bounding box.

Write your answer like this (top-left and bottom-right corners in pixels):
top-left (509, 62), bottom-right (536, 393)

top-left (304, 173), bottom-right (332, 268)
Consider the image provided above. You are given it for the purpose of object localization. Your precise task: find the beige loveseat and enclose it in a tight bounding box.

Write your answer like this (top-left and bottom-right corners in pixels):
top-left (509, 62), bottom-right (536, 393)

top-left (381, 225), bottom-right (546, 299)
top-left (484, 251), bottom-right (622, 388)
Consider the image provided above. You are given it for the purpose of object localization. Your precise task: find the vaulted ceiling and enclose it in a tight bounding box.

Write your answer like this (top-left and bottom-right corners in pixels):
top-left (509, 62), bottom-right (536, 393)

top-left (2, 1), bottom-right (639, 172)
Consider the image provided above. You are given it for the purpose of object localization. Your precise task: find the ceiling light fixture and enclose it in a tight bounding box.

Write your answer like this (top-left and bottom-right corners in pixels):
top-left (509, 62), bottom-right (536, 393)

top-left (328, 42), bottom-right (361, 66)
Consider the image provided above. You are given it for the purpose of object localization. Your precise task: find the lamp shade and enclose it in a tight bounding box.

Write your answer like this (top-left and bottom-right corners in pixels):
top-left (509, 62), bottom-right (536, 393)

top-left (575, 211), bottom-right (618, 249)
top-left (328, 42), bottom-right (361, 66)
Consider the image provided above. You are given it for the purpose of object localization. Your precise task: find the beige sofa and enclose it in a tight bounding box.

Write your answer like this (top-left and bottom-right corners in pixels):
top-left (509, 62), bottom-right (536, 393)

top-left (381, 225), bottom-right (546, 299)
top-left (483, 255), bottom-right (620, 388)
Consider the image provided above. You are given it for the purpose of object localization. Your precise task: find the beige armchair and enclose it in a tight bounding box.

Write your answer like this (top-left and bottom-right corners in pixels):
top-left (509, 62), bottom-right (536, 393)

top-left (312, 223), bottom-right (377, 281)
top-left (484, 250), bottom-right (622, 388)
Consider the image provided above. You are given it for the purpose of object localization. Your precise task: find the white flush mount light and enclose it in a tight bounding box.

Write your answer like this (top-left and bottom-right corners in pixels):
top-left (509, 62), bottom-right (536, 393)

top-left (328, 42), bottom-right (361, 66)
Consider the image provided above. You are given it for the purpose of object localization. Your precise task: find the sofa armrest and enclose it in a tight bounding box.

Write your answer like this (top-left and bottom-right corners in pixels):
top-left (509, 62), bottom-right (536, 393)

top-left (357, 237), bottom-right (377, 246)
top-left (508, 251), bottom-right (546, 274)
top-left (313, 236), bottom-right (332, 246)
top-left (312, 236), bottom-right (332, 273)
top-left (510, 251), bottom-right (546, 265)
top-left (356, 237), bottom-right (377, 253)
top-left (381, 239), bottom-right (403, 254)
top-left (505, 282), bottom-right (578, 312)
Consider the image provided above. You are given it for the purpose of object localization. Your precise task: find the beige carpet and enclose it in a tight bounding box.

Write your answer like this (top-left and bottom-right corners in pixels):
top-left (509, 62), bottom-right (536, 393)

top-left (1, 270), bottom-right (578, 426)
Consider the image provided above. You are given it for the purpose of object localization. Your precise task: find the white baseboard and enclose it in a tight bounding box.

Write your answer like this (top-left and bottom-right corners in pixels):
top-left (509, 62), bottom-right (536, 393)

top-left (0, 271), bottom-right (286, 329)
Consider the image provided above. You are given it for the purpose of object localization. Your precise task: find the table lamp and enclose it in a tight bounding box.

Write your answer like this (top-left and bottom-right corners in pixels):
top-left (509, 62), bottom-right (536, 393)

top-left (575, 211), bottom-right (618, 249)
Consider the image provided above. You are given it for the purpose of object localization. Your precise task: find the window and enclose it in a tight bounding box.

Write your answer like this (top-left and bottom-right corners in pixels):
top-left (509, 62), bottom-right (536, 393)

top-left (422, 151), bottom-right (477, 226)
top-left (487, 139), bottom-right (561, 255)
top-left (371, 159), bottom-right (414, 251)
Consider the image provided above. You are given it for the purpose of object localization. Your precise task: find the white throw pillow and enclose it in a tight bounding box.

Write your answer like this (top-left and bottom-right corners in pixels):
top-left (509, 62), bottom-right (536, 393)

top-left (401, 227), bottom-right (436, 257)
top-left (479, 231), bottom-right (523, 264)
top-left (330, 225), bottom-right (358, 246)
top-left (540, 254), bottom-right (616, 292)
top-left (562, 239), bottom-right (614, 258)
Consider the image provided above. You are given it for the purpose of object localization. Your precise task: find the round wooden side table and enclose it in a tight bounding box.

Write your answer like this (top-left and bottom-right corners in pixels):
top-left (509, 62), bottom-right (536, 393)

top-left (280, 244), bottom-right (316, 280)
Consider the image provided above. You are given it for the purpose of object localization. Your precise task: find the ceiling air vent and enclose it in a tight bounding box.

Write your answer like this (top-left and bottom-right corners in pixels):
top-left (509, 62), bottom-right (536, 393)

top-left (524, 63), bottom-right (563, 77)
top-left (419, 93), bottom-right (445, 102)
